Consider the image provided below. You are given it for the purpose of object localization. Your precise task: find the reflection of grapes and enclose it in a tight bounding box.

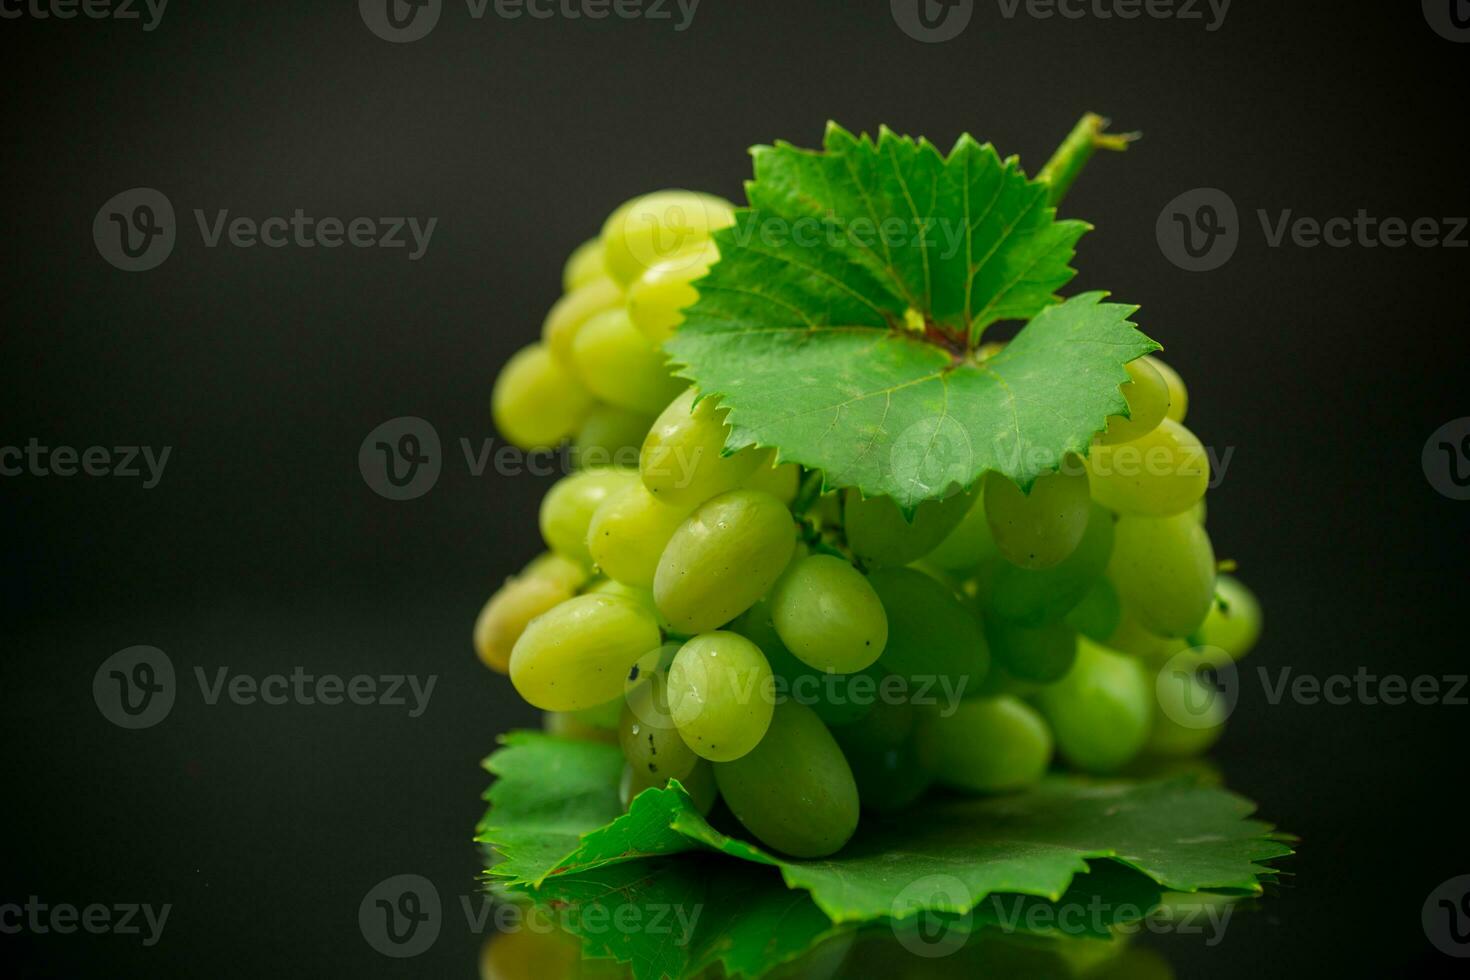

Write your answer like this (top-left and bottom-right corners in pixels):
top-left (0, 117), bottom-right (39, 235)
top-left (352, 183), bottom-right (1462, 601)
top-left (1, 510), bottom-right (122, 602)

top-left (478, 194), bottom-right (1260, 859)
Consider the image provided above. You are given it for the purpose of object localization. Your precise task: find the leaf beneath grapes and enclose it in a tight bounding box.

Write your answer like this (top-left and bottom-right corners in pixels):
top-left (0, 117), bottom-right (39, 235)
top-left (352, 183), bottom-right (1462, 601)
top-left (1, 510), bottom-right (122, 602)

top-left (477, 731), bottom-right (626, 883)
top-left (510, 856), bottom-right (847, 980)
top-left (504, 843), bottom-right (1175, 979)
top-left (479, 733), bottom-right (1292, 926)
top-left (666, 125), bottom-right (1160, 510)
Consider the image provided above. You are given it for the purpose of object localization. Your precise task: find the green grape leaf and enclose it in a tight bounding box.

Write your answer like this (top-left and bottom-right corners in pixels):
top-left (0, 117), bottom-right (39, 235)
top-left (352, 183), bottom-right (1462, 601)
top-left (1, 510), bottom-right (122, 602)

top-left (665, 124), bottom-right (1159, 510)
top-left (479, 733), bottom-right (1291, 925)
top-left (511, 856), bottom-right (848, 980)
top-left (506, 855), bottom-right (1174, 980)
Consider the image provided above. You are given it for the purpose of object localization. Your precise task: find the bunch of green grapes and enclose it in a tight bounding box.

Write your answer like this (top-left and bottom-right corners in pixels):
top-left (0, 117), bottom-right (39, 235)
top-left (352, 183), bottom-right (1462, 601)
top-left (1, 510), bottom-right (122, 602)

top-left (477, 191), bottom-right (1263, 861)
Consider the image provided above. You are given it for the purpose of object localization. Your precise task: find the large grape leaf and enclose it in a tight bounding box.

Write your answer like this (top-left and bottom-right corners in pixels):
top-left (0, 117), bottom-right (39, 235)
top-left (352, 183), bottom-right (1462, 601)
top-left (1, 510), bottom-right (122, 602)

top-left (506, 854), bottom-right (1174, 980)
top-left (478, 733), bottom-right (1291, 923)
top-left (665, 125), bottom-right (1159, 510)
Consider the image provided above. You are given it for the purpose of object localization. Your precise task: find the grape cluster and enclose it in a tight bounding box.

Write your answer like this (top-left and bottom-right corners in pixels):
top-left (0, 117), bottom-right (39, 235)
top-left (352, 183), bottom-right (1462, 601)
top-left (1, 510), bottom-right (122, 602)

top-left (479, 191), bottom-right (1263, 860)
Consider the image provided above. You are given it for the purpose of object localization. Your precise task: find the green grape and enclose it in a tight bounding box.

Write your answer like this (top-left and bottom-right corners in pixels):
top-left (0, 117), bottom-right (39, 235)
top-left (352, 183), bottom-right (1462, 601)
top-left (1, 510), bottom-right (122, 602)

top-left (733, 597), bottom-right (877, 726)
top-left (986, 502), bottom-right (1114, 626)
top-left (601, 190), bottom-right (735, 287)
top-left (541, 711), bottom-right (619, 745)
top-left (830, 700), bottom-right (934, 812)
top-left (769, 555), bottom-right (888, 673)
top-left (1087, 418), bottom-right (1209, 517)
top-left (538, 467), bottom-right (639, 566)
top-left (743, 457), bottom-right (801, 506)
top-left (1096, 356), bottom-right (1170, 445)
top-left (1037, 639), bottom-right (1151, 774)
top-left (541, 276), bottom-right (623, 365)
top-left (491, 343), bottom-right (595, 450)
top-left (520, 551), bottom-right (591, 592)
top-left (510, 594), bottom-right (661, 711)
top-left (923, 492), bottom-right (999, 572)
top-left (619, 759), bottom-right (718, 813)
top-left (920, 696), bottom-right (1053, 793)
top-left (714, 700), bottom-right (859, 858)
top-left (562, 237), bottom-right (606, 293)
top-left (1150, 355), bottom-right (1189, 423)
top-left (570, 309), bottom-right (687, 415)
top-left (570, 695), bottom-right (624, 731)
top-left (640, 388), bottom-right (763, 508)
top-left (619, 675), bottom-right (699, 783)
top-left (868, 567), bottom-right (989, 701)
top-left (969, 661), bottom-right (1038, 699)
top-left (843, 488), bottom-right (977, 568)
top-left (1064, 577), bottom-right (1123, 643)
top-left (984, 464), bottom-right (1091, 570)
top-left (473, 574), bottom-right (574, 674)
top-left (1147, 665), bottom-right (1226, 758)
top-left (1190, 496), bottom-right (1208, 525)
top-left (653, 489), bottom-right (795, 634)
top-left (626, 238), bottom-right (720, 343)
top-left (985, 620), bottom-right (1077, 684)
top-left (478, 910), bottom-right (626, 980)
top-left (1189, 574), bottom-right (1262, 659)
top-left (667, 631), bottom-right (775, 762)
top-left (677, 759), bottom-right (718, 814)
top-left (1074, 944), bottom-right (1175, 980)
top-left (587, 482), bottom-right (696, 589)
top-left (571, 403), bottom-right (653, 470)
top-left (585, 577), bottom-right (655, 608)
top-left (1104, 603), bottom-right (1188, 663)
top-left (1108, 512), bottom-right (1216, 638)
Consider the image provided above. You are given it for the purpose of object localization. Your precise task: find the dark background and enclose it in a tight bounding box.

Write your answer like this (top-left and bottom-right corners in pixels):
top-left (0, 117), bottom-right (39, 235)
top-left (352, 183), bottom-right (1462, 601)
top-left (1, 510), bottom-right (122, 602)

top-left (2, 1), bottom-right (1466, 976)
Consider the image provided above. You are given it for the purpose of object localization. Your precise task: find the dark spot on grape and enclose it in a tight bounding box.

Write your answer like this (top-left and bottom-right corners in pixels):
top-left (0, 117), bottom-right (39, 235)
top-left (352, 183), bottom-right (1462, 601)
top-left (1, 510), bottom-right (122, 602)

top-left (647, 762), bottom-right (658, 773)
top-left (628, 665), bottom-right (640, 681)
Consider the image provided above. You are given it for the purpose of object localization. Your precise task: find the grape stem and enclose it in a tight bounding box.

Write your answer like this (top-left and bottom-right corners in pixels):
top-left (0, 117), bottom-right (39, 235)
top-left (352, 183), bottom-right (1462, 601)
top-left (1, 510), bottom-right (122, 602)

top-left (1037, 113), bottom-right (1138, 209)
